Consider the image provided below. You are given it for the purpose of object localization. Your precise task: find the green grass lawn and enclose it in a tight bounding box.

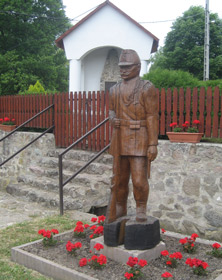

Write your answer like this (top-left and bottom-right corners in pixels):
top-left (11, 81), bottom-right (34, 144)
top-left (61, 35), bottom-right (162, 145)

top-left (0, 214), bottom-right (76, 280)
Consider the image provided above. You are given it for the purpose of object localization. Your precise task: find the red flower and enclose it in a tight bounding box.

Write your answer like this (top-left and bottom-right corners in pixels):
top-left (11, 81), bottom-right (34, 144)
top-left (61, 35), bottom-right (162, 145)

top-left (184, 121), bottom-right (189, 125)
top-left (84, 224), bottom-right (89, 228)
top-left (91, 217), bottom-right (97, 223)
top-left (0, 118), bottom-right (3, 122)
top-left (94, 225), bottom-right (104, 235)
top-left (94, 243), bottom-right (104, 251)
top-left (138, 259), bottom-right (147, 267)
top-left (201, 261), bottom-right (209, 269)
top-left (51, 229), bottom-right (59, 234)
top-left (90, 225), bottom-right (97, 230)
top-left (161, 250), bottom-right (169, 256)
top-left (79, 258), bottom-right (88, 267)
top-left (161, 271), bottom-right (173, 278)
top-left (43, 230), bottom-right (51, 239)
top-left (185, 258), bottom-right (208, 270)
top-left (170, 122), bottom-right (177, 128)
top-left (74, 224), bottom-right (84, 233)
top-left (212, 242), bottom-right (221, 249)
top-left (66, 240), bottom-right (75, 252)
top-left (38, 229), bottom-right (46, 235)
top-left (166, 260), bottom-right (172, 266)
top-left (185, 258), bottom-right (193, 267)
top-left (126, 256), bottom-right (138, 267)
top-left (193, 120), bottom-right (200, 125)
top-left (124, 272), bottom-right (134, 279)
top-left (76, 221), bottom-right (83, 226)
top-left (4, 117), bottom-right (10, 122)
top-left (97, 254), bottom-right (107, 265)
top-left (161, 228), bottom-right (166, 234)
top-left (174, 252), bottom-right (183, 259)
top-left (191, 233), bottom-right (199, 240)
top-left (98, 215), bottom-right (106, 224)
top-left (74, 242), bottom-right (82, 248)
top-left (90, 234), bottom-right (94, 239)
top-left (179, 238), bottom-right (187, 244)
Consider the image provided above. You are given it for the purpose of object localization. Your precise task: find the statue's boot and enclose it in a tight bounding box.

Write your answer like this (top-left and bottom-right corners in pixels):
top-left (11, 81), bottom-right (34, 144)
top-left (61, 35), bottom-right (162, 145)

top-left (136, 202), bottom-right (147, 222)
top-left (116, 201), bottom-right (127, 219)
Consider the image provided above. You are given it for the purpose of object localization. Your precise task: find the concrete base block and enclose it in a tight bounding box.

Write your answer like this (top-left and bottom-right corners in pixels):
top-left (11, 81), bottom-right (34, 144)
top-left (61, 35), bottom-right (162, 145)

top-left (90, 236), bottom-right (166, 264)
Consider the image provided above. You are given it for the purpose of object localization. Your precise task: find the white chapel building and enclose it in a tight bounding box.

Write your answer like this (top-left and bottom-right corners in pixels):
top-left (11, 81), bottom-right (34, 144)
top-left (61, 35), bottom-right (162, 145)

top-left (56, 0), bottom-right (159, 93)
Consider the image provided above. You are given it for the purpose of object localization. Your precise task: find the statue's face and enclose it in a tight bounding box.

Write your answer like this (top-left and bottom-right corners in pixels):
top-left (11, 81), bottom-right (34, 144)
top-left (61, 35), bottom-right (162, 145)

top-left (119, 64), bottom-right (140, 81)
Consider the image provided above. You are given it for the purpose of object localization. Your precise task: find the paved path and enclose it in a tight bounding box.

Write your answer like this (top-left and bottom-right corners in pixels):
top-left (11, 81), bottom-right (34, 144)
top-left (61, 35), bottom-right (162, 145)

top-left (0, 190), bottom-right (95, 229)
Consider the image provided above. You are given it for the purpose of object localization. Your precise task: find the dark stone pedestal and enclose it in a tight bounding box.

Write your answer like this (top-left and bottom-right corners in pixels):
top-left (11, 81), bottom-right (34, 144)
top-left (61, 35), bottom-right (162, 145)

top-left (104, 216), bottom-right (160, 250)
top-left (124, 216), bottom-right (160, 250)
top-left (104, 216), bottom-right (130, 247)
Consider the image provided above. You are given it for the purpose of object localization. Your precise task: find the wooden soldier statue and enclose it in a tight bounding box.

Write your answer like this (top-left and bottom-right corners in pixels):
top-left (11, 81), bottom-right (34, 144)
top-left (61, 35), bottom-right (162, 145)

top-left (106, 49), bottom-right (159, 224)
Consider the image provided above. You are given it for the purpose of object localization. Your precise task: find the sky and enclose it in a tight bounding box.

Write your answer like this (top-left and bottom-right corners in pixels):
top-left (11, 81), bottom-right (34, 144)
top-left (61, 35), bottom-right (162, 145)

top-left (62, 0), bottom-right (222, 47)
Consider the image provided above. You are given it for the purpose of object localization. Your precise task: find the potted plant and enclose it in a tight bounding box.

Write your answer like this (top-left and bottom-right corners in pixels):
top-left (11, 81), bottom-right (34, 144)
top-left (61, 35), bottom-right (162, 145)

top-left (167, 120), bottom-right (203, 143)
top-left (0, 117), bottom-right (16, 132)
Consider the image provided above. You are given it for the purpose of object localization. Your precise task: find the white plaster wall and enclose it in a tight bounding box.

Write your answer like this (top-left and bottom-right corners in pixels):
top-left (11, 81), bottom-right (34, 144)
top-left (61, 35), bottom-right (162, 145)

top-left (63, 4), bottom-right (155, 92)
top-left (63, 5), bottom-right (154, 61)
top-left (82, 47), bottom-right (121, 92)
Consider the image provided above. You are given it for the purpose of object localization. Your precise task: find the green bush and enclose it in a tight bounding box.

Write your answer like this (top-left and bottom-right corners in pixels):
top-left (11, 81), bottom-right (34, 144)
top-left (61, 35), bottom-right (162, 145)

top-left (19, 80), bottom-right (45, 95)
top-left (142, 68), bottom-right (199, 89)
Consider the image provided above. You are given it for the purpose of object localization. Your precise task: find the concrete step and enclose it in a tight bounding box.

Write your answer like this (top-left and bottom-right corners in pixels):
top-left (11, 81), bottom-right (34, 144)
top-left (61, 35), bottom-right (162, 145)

top-left (6, 183), bottom-right (83, 210)
top-left (18, 171), bottom-right (111, 193)
top-left (46, 149), bottom-right (113, 165)
top-left (6, 148), bottom-right (112, 213)
top-left (35, 157), bottom-right (112, 176)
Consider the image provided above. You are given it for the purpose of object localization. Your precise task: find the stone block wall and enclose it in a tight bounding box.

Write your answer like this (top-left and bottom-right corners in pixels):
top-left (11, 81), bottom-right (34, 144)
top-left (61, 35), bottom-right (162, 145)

top-left (0, 131), bottom-right (55, 188)
top-left (146, 141), bottom-right (222, 241)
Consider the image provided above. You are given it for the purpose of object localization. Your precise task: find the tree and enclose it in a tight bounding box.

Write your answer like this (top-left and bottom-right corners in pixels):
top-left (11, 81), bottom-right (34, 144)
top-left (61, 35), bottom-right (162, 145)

top-left (150, 6), bottom-right (222, 80)
top-left (0, 0), bottom-right (71, 95)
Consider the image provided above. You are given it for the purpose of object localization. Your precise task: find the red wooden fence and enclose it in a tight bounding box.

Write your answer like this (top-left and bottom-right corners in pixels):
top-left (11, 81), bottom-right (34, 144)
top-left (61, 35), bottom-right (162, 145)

top-left (0, 87), bottom-right (221, 150)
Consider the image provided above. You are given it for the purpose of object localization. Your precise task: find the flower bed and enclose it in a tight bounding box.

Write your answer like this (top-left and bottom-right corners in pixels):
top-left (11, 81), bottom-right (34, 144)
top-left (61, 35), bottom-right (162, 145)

top-left (18, 219), bottom-right (222, 280)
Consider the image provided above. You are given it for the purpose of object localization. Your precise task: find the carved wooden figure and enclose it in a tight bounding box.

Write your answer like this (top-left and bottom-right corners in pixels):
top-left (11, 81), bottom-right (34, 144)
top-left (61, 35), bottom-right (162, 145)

top-left (106, 49), bottom-right (159, 224)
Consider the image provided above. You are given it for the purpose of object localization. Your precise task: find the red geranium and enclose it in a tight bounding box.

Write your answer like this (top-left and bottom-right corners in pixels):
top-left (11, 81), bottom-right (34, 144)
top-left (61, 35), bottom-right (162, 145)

top-left (161, 271), bottom-right (173, 278)
top-left (79, 258), bottom-right (88, 267)
top-left (138, 259), bottom-right (147, 267)
top-left (94, 243), bottom-right (104, 251)
top-left (212, 242), bottom-right (221, 249)
top-left (126, 256), bottom-right (138, 267)
top-left (185, 257), bottom-right (209, 276)
top-left (38, 228), bottom-right (58, 246)
top-left (125, 257), bottom-right (147, 279)
top-left (124, 272), bottom-right (134, 279)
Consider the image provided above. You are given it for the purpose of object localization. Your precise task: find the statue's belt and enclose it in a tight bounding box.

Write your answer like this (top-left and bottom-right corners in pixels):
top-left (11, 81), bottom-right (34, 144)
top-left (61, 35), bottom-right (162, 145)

top-left (119, 119), bottom-right (146, 129)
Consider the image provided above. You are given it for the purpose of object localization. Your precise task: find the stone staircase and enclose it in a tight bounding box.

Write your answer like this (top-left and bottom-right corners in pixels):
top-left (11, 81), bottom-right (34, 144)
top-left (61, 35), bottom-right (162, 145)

top-left (6, 149), bottom-right (113, 213)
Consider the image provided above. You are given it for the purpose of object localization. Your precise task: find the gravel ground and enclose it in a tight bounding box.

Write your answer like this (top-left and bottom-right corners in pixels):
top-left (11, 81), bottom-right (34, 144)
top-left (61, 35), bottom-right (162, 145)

top-left (22, 229), bottom-right (222, 280)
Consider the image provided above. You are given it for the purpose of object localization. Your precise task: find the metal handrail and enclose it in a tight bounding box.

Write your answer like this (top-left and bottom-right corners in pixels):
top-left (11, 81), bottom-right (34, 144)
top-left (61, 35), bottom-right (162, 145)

top-left (0, 104), bottom-right (54, 167)
top-left (59, 117), bottom-right (110, 215)
top-left (0, 104), bottom-right (54, 142)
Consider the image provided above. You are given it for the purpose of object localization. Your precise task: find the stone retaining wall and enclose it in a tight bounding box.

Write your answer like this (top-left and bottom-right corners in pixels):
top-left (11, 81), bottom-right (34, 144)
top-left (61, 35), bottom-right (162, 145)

top-left (1, 131), bottom-right (222, 241)
top-left (0, 131), bottom-right (55, 188)
top-left (147, 141), bottom-right (222, 242)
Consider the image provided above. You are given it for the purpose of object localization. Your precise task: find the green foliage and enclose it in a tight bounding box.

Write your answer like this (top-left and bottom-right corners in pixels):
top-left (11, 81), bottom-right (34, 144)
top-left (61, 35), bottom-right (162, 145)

top-left (19, 80), bottom-right (45, 95)
top-left (197, 79), bottom-right (222, 90)
top-left (142, 68), bottom-right (199, 89)
top-left (0, 0), bottom-right (71, 95)
top-left (28, 80), bottom-right (45, 94)
top-left (150, 6), bottom-right (222, 80)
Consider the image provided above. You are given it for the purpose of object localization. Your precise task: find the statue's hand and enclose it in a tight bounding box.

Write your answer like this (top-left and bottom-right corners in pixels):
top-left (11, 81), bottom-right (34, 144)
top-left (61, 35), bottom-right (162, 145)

top-left (113, 118), bottom-right (120, 128)
top-left (147, 146), bottom-right (157, 161)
